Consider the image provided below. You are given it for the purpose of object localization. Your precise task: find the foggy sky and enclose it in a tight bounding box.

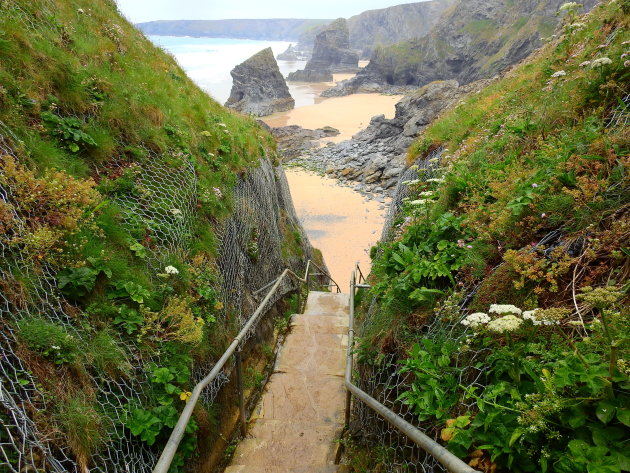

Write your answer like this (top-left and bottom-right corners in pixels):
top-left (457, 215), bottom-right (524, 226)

top-left (115, 0), bottom-right (426, 23)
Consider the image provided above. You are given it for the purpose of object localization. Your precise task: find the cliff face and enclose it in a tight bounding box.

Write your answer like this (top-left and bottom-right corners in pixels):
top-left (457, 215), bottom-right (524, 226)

top-left (288, 18), bottom-right (359, 82)
top-left (347, 0), bottom-right (455, 57)
top-left (0, 1), bottom-right (316, 472)
top-left (325, 0), bottom-right (599, 94)
top-left (225, 48), bottom-right (295, 116)
top-left (136, 18), bottom-right (331, 41)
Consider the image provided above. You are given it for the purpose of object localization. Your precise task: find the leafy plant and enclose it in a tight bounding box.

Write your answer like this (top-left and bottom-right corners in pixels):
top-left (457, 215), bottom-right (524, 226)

top-left (108, 280), bottom-right (151, 304)
top-left (41, 111), bottom-right (97, 153)
top-left (398, 339), bottom-right (460, 421)
top-left (113, 305), bottom-right (144, 334)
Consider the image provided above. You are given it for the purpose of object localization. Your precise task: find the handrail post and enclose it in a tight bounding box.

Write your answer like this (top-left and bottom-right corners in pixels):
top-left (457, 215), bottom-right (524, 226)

top-left (235, 350), bottom-right (247, 437)
top-left (344, 270), bottom-right (356, 427)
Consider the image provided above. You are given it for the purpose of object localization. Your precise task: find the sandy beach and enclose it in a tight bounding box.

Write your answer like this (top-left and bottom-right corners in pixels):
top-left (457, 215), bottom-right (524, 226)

top-left (269, 66), bottom-right (399, 285)
top-left (264, 93), bottom-right (401, 143)
top-left (286, 169), bottom-right (387, 287)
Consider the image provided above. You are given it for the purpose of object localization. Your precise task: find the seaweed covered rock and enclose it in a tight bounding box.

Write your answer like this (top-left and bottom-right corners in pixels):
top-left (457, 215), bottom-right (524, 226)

top-left (226, 47), bottom-right (295, 116)
top-left (288, 19), bottom-right (359, 82)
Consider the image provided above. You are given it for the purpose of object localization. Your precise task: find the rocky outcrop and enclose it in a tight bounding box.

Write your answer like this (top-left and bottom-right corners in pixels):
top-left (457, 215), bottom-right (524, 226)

top-left (225, 48), bottom-right (294, 117)
top-left (287, 79), bottom-right (492, 195)
top-left (288, 19), bottom-right (359, 82)
top-left (323, 0), bottom-right (598, 96)
top-left (277, 44), bottom-right (311, 61)
top-left (271, 125), bottom-right (340, 160)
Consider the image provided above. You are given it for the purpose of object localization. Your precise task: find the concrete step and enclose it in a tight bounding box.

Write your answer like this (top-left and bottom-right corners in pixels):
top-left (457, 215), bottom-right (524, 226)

top-left (303, 291), bottom-right (349, 317)
top-left (225, 465), bottom-right (340, 473)
top-left (224, 291), bottom-right (350, 473)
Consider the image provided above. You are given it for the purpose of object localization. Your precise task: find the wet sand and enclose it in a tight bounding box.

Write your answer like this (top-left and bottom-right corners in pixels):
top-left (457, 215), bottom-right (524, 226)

top-left (274, 61), bottom-right (395, 286)
top-left (264, 93), bottom-right (401, 143)
top-left (286, 169), bottom-right (387, 289)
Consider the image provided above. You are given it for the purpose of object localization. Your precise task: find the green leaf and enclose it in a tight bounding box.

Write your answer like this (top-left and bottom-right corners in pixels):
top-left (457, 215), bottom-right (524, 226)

top-left (586, 456), bottom-right (621, 473)
top-left (437, 240), bottom-right (448, 251)
top-left (596, 401), bottom-right (617, 425)
top-left (616, 409), bottom-right (630, 427)
top-left (509, 428), bottom-right (525, 447)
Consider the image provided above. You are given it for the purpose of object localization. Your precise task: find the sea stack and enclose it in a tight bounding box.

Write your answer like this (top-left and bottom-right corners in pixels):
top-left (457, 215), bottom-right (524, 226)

top-left (225, 47), bottom-right (295, 117)
top-left (287, 18), bottom-right (359, 82)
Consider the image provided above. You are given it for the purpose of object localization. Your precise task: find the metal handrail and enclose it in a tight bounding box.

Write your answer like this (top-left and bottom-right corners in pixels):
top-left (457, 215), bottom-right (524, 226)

top-left (152, 260), bottom-right (337, 473)
top-left (345, 264), bottom-right (479, 473)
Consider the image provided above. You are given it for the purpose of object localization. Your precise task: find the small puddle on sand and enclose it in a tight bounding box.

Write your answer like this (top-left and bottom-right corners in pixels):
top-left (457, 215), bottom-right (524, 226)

top-left (285, 169), bottom-right (388, 289)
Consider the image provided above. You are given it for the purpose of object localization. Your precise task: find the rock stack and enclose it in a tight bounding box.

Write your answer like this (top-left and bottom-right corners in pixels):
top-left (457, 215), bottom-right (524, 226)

top-left (287, 19), bottom-right (359, 82)
top-left (225, 48), bottom-right (295, 116)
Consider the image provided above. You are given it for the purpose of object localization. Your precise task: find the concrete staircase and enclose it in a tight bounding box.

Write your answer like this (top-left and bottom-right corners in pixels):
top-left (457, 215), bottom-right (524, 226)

top-left (224, 291), bottom-right (349, 473)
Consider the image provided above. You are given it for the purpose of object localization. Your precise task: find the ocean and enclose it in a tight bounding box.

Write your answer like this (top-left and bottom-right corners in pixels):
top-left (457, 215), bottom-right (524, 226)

top-left (148, 36), bottom-right (313, 107)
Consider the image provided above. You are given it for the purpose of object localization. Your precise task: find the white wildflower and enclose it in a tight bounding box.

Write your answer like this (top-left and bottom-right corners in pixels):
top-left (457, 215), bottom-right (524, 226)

top-left (426, 178), bottom-right (444, 183)
top-left (625, 60), bottom-right (630, 68)
top-left (164, 265), bottom-right (179, 275)
top-left (559, 2), bottom-right (580, 11)
top-left (570, 22), bottom-right (586, 30)
top-left (403, 179), bottom-right (421, 186)
top-left (217, 123), bottom-right (227, 128)
top-left (51, 345), bottom-right (61, 350)
top-left (428, 157), bottom-right (441, 163)
top-left (213, 187), bottom-right (223, 198)
top-left (419, 191), bottom-right (435, 197)
top-left (551, 70), bottom-right (567, 78)
top-left (461, 312), bottom-right (491, 328)
top-left (77, 8), bottom-right (85, 14)
top-left (409, 199), bottom-right (429, 206)
top-left (579, 60), bottom-right (592, 67)
top-left (591, 57), bottom-right (612, 67)
top-left (487, 314), bottom-right (523, 333)
top-left (489, 304), bottom-right (522, 315)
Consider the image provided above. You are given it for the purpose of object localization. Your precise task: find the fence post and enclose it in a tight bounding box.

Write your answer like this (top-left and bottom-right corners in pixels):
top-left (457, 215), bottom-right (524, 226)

top-left (235, 350), bottom-right (247, 437)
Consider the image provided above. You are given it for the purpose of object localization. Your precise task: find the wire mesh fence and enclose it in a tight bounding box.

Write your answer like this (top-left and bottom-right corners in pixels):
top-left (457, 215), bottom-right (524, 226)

top-left (350, 148), bottom-right (493, 472)
top-left (0, 114), bottom-right (312, 472)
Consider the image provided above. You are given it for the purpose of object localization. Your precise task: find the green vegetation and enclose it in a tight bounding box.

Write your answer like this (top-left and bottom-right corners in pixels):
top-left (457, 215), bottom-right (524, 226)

top-left (363, 2), bottom-right (629, 472)
top-left (0, 0), bottom-right (299, 470)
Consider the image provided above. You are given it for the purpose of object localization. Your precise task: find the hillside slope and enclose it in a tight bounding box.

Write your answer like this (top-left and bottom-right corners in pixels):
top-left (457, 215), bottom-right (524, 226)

top-left (354, 1), bottom-right (629, 472)
top-left (136, 18), bottom-right (331, 41)
top-left (0, 1), bottom-right (316, 472)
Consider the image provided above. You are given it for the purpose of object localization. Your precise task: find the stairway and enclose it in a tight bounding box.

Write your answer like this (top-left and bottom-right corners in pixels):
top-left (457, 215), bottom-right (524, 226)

top-left (224, 291), bottom-right (350, 473)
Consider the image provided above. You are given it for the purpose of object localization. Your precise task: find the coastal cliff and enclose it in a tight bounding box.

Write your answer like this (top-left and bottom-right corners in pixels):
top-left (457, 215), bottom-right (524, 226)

top-left (287, 18), bottom-right (359, 82)
top-left (136, 18), bottom-right (331, 41)
top-left (225, 48), bottom-right (295, 116)
top-left (324, 0), bottom-right (599, 95)
top-left (347, 0), bottom-right (455, 57)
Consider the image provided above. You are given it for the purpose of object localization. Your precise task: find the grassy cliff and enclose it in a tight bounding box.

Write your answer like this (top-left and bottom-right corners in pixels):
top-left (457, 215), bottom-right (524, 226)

top-left (360, 1), bottom-right (629, 471)
top-left (0, 0), bottom-right (309, 471)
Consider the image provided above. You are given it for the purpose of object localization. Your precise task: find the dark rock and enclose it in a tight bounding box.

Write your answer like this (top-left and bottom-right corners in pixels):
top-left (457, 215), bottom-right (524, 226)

top-left (225, 48), bottom-right (295, 117)
top-left (272, 125), bottom-right (340, 160)
top-left (288, 19), bottom-right (359, 82)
